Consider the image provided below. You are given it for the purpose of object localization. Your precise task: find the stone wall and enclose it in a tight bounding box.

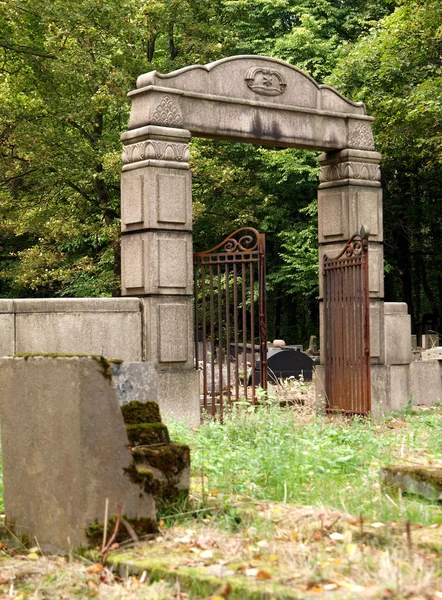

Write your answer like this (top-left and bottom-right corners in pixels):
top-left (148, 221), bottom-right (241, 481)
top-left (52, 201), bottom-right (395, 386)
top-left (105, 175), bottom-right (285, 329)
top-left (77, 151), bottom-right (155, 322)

top-left (0, 298), bottom-right (143, 361)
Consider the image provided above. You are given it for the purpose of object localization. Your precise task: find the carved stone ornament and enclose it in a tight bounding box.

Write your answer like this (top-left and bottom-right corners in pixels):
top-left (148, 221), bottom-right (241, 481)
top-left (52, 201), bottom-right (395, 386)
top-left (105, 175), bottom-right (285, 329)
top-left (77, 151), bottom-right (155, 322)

top-left (348, 122), bottom-right (375, 150)
top-left (150, 95), bottom-right (183, 127)
top-left (122, 140), bottom-right (190, 165)
top-left (319, 161), bottom-right (381, 183)
top-left (244, 67), bottom-right (287, 96)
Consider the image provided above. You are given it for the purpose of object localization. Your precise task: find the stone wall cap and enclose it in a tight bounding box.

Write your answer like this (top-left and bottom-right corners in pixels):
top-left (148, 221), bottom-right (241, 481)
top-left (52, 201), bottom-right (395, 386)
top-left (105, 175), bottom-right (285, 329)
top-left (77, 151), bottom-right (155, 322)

top-left (384, 302), bottom-right (409, 315)
top-left (121, 125), bottom-right (191, 144)
top-left (318, 149), bottom-right (382, 163)
top-left (11, 298), bottom-right (142, 314)
top-left (0, 299), bottom-right (14, 313)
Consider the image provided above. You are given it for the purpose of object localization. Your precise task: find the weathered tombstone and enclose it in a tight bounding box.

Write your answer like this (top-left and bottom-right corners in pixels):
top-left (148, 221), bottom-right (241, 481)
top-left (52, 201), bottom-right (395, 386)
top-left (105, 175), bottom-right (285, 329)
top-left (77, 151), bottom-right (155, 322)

top-left (0, 356), bottom-right (158, 552)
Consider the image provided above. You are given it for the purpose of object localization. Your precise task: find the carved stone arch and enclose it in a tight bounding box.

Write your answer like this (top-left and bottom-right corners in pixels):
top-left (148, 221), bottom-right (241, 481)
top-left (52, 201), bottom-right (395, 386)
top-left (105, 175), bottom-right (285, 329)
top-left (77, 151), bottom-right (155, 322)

top-left (120, 56), bottom-right (391, 419)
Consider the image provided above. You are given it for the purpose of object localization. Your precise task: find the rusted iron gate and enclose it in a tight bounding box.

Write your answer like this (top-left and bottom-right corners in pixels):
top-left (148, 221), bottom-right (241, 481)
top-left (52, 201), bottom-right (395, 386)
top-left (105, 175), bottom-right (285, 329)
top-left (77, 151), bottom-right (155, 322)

top-left (194, 228), bottom-right (267, 417)
top-left (323, 229), bottom-right (371, 415)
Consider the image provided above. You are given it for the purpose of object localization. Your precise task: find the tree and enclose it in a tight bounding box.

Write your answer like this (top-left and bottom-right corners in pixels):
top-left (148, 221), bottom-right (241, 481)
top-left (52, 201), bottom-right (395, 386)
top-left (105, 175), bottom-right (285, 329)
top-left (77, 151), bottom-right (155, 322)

top-left (330, 0), bottom-right (442, 332)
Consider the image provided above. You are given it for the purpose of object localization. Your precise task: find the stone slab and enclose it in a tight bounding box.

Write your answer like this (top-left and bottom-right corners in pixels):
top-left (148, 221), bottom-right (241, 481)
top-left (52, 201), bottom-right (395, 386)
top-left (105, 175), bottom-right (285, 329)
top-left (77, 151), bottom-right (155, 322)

top-left (111, 362), bottom-right (200, 428)
top-left (156, 369), bottom-right (200, 427)
top-left (121, 167), bottom-right (192, 232)
top-left (141, 297), bottom-right (195, 368)
top-left (15, 311), bottom-right (143, 362)
top-left (409, 360), bottom-right (442, 406)
top-left (384, 302), bottom-right (412, 365)
top-left (381, 466), bottom-right (442, 501)
top-left (0, 357), bottom-right (156, 553)
top-left (0, 314), bottom-right (14, 356)
top-left (422, 347), bottom-right (442, 360)
top-left (318, 186), bottom-right (382, 244)
top-left (12, 298), bottom-right (141, 313)
top-left (121, 231), bottom-right (193, 296)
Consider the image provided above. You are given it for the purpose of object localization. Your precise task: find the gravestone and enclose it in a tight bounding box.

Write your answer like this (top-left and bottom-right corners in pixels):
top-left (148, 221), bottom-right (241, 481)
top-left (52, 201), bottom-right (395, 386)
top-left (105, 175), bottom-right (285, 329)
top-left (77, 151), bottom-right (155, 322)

top-left (0, 356), bottom-right (158, 552)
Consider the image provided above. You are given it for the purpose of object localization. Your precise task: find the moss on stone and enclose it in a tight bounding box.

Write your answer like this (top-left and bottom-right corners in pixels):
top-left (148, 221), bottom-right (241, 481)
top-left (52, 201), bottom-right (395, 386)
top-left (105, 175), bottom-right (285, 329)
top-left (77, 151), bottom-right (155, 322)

top-left (13, 353), bottom-right (122, 381)
top-left (126, 423), bottom-right (170, 446)
top-left (121, 400), bottom-right (162, 425)
top-left (381, 466), bottom-right (442, 500)
top-left (86, 514), bottom-right (158, 547)
top-left (131, 443), bottom-right (190, 475)
top-left (106, 548), bottom-right (298, 599)
top-left (124, 462), bottom-right (155, 493)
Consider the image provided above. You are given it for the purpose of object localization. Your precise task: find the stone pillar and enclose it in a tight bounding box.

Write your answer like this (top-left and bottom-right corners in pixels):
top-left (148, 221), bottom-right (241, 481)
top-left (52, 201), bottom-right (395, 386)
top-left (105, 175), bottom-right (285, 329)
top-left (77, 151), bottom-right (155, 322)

top-left (317, 148), bottom-right (384, 365)
top-left (120, 125), bottom-right (200, 425)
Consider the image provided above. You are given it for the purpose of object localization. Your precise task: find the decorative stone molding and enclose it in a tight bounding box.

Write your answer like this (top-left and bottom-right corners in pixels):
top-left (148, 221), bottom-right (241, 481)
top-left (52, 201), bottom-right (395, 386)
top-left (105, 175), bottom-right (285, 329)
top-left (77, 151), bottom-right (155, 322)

top-left (348, 122), bottom-right (375, 151)
top-left (150, 96), bottom-right (183, 127)
top-left (244, 67), bottom-right (287, 96)
top-left (122, 140), bottom-right (190, 165)
top-left (319, 161), bottom-right (381, 184)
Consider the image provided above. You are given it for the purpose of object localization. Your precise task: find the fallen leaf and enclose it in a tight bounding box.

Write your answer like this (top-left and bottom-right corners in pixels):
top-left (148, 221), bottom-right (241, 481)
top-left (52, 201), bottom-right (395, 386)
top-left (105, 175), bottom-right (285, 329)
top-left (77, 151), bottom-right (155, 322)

top-left (257, 540), bottom-right (269, 548)
top-left (256, 570), bottom-right (272, 580)
top-left (371, 522), bottom-right (385, 529)
top-left (245, 568), bottom-right (259, 577)
top-left (200, 550), bottom-right (213, 559)
top-left (87, 563), bottom-right (104, 575)
top-left (330, 532), bottom-right (344, 541)
top-left (27, 553), bottom-right (39, 560)
top-left (346, 543), bottom-right (358, 555)
top-left (28, 546), bottom-right (39, 553)
top-left (220, 582), bottom-right (232, 597)
top-left (269, 555), bottom-right (278, 562)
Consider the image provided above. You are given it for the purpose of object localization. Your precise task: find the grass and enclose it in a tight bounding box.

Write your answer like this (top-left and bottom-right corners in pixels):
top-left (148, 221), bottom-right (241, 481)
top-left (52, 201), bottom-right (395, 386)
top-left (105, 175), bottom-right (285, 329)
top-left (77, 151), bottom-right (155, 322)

top-left (168, 386), bottom-right (442, 526)
top-left (1, 381), bottom-right (442, 598)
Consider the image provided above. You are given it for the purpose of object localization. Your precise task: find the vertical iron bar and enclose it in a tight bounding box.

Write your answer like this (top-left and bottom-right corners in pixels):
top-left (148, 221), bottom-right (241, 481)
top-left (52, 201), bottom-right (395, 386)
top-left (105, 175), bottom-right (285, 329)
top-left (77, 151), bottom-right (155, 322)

top-left (225, 260), bottom-right (232, 407)
top-left (209, 263), bottom-right (216, 416)
top-left (201, 263), bottom-right (208, 412)
top-left (217, 262), bottom-right (224, 420)
top-left (194, 262), bottom-right (199, 369)
top-left (258, 234), bottom-right (267, 391)
top-left (242, 261), bottom-right (248, 400)
top-left (250, 259), bottom-right (256, 402)
top-left (233, 262), bottom-right (240, 402)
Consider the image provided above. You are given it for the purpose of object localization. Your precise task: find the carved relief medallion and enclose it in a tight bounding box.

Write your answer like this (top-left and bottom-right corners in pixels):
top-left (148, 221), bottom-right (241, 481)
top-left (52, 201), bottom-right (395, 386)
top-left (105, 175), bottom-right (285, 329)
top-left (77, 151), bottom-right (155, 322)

top-left (244, 67), bottom-right (286, 96)
top-left (150, 95), bottom-right (183, 127)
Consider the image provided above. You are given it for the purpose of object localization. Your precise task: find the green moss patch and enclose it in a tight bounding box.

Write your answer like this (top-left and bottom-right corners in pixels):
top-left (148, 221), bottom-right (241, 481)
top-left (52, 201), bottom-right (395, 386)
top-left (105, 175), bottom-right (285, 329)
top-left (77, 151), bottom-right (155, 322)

top-left (106, 548), bottom-right (295, 600)
top-left (126, 423), bottom-right (170, 446)
top-left (131, 443), bottom-right (190, 474)
top-left (121, 400), bottom-right (162, 425)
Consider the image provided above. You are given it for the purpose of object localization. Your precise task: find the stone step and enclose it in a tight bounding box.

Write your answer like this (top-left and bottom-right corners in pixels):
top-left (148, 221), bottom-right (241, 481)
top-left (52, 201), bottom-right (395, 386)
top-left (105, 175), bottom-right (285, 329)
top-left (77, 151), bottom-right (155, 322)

top-left (381, 466), bottom-right (442, 501)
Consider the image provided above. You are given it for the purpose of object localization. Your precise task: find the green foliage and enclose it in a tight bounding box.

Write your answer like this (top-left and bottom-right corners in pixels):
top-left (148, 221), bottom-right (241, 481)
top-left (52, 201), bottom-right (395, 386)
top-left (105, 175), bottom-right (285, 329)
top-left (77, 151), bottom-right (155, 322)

top-left (0, 0), bottom-right (414, 343)
top-left (330, 0), bottom-right (442, 329)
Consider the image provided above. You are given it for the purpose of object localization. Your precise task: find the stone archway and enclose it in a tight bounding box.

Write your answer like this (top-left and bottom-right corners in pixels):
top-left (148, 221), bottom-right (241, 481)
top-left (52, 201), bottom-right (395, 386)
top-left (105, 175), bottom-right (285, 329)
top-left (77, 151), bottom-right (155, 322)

top-left (119, 55), bottom-right (387, 417)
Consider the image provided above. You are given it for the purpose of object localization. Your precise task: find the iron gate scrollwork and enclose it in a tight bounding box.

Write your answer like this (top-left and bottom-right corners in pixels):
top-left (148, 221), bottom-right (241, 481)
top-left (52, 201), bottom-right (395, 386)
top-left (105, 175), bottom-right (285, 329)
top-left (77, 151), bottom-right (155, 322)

top-left (323, 228), bottom-right (371, 415)
top-left (194, 228), bottom-right (267, 417)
